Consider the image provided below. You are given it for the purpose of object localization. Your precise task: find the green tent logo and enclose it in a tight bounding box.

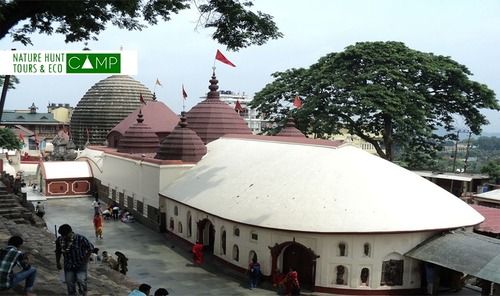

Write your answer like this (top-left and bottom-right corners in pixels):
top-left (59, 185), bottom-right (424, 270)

top-left (66, 53), bottom-right (121, 73)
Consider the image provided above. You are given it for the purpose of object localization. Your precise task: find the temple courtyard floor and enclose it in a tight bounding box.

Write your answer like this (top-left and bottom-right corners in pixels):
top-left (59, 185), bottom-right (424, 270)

top-left (42, 196), bottom-right (277, 295)
top-left (36, 194), bottom-right (480, 296)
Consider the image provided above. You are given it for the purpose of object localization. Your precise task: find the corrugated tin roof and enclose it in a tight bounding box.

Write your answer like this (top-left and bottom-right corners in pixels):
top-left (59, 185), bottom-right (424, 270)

top-left (413, 171), bottom-right (489, 182)
top-left (1, 111), bottom-right (58, 124)
top-left (406, 230), bottom-right (500, 284)
top-left (40, 161), bottom-right (92, 179)
top-left (474, 189), bottom-right (500, 201)
top-left (471, 205), bottom-right (500, 234)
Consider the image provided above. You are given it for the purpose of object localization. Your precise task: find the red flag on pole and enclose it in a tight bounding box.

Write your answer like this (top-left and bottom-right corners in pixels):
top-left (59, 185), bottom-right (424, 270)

top-left (139, 93), bottom-right (146, 105)
top-left (182, 85), bottom-right (188, 100)
top-left (293, 96), bottom-right (302, 109)
top-left (215, 49), bottom-right (236, 67)
top-left (18, 132), bottom-right (24, 142)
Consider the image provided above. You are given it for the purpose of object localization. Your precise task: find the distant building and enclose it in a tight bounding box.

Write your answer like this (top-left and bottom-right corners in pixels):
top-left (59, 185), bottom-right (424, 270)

top-left (329, 129), bottom-right (382, 155)
top-left (47, 103), bottom-right (73, 124)
top-left (1, 103), bottom-right (61, 146)
top-left (413, 171), bottom-right (490, 197)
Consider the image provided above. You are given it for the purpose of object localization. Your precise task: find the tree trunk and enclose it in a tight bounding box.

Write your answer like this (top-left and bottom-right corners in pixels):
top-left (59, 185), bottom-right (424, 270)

top-left (383, 114), bottom-right (393, 161)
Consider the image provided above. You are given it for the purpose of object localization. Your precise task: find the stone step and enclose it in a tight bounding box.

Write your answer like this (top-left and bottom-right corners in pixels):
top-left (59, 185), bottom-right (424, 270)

top-left (11, 218), bottom-right (28, 224)
top-left (0, 196), bottom-right (17, 201)
top-left (0, 206), bottom-right (24, 212)
top-left (0, 202), bottom-right (19, 208)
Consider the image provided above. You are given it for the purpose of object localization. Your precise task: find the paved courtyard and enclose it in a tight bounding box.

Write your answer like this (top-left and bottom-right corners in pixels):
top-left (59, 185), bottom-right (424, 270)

top-left (41, 196), bottom-right (277, 295)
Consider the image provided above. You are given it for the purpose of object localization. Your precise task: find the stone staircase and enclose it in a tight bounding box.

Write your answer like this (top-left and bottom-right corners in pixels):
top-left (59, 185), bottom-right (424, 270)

top-left (0, 190), bottom-right (40, 225)
top-left (0, 180), bottom-right (139, 296)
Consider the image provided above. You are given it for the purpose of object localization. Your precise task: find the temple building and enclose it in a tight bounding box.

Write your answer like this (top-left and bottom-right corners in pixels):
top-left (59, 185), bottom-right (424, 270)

top-left (70, 75), bottom-right (154, 148)
top-left (76, 72), bottom-right (492, 294)
top-left (107, 94), bottom-right (178, 148)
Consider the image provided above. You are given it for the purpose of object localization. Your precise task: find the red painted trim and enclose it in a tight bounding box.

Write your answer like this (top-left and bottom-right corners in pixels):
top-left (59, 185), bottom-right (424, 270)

top-left (314, 286), bottom-right (423, 295)
top-left (159, 194), bottom-right (476, 234)
top-left (20, 160), bottom-right (40, 164)
top-left (44, 177), bottom-right (92, 182)
top-left (88, 146), bottom-right (193, 165)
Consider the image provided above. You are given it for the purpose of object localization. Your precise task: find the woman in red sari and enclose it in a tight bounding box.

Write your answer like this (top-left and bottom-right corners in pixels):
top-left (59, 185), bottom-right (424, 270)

top-left (93, 213), bottom-right (103, 239)
top-left (191, 242), bottom-right (204, 264)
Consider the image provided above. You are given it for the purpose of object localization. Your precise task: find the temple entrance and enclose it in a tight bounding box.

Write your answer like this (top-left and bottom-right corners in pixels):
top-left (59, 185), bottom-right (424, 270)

top-left (197, 218), bottom-right (215, 252)
top-left (269, 241), bottom-right (318, 291)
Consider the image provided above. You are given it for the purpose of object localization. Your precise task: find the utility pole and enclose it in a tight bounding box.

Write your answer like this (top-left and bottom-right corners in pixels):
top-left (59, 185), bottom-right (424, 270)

top-left (452, 130), bottom-right (460, 173)
top-left (463, 131), bottom-right (473, 173)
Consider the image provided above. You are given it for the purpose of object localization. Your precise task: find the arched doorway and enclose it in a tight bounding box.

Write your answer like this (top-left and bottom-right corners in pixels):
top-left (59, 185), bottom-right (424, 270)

top-left (197, 218), bottom-right (215, 252)
top-left (269, 241), bottom-right (318, 291)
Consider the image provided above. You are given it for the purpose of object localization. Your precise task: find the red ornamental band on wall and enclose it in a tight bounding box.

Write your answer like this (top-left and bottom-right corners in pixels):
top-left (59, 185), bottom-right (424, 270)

top-left (46, 179), bottom-right (91, 196)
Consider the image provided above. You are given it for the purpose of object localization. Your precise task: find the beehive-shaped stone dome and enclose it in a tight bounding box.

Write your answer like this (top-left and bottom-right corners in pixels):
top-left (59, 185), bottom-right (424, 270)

top-left (277, 117), bottom-right (305, 138)
top-left (185, 72), bottom-right (251, 144)
top-left (155, 113), bottom-right (207, 162)
top-left (70, 75), bottom-right (153, 148)
top-left (117, 110), bottom-right (160, 153)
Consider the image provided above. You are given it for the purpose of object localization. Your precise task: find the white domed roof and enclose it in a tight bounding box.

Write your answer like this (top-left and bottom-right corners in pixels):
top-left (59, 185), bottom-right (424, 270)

top-left (161, 137), bottom-right (483, 233)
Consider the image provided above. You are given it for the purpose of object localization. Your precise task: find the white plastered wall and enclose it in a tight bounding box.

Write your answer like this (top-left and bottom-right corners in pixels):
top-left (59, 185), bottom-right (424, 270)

top-left (164, 197), bottom-right (435, 292)
top-left (98, 153), bottom-right (193, 216)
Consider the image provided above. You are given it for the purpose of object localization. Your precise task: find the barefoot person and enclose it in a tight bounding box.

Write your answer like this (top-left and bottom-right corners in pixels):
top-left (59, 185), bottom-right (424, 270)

top-left (92, 213), bottom-right (103, 239)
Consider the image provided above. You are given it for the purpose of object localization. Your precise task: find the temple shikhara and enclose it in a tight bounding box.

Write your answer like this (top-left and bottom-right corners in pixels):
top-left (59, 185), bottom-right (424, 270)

top-left (43, 72), bottom-right (493, 294)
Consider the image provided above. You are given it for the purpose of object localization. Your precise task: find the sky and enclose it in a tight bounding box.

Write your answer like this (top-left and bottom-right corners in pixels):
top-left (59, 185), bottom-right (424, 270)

top-left (1, 0), bottom-right (500, 134)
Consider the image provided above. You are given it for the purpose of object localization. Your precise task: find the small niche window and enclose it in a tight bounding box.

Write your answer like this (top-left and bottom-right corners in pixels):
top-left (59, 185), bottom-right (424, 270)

top-left (187, 212), bottom-right (192, 237)
top-left (360, 268), bottom-right (370, 286)
top-left (169, 218), bottom-right (174, 230)
top-left (338, 242), bottom-right (347, 257)
top-left (233, 227), bottom-right (240, 237)
top-left (221, 229), bottom-right (227, 255)
top-left (174, 206), bottom-right (179, 216)
top-left (232, 244), bottom-right (239, 261)
top-left (336, 265), bottom-right (348, 285)
top-left (363, 243), bottom-right (371, 257)
top-left (250, 231), bottom-right (258, 241)
top-left (177, 222), bottom-right (183, 233)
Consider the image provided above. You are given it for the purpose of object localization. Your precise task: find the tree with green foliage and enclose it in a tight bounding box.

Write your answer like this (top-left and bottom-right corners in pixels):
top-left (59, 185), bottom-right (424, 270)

top-left (0, 0), bottom-right (282, 51)
top-left (0, 128), bottom-right (22, 150)
top-left (481, 159), bottom-right (500, 183)
top-left (0, 75), bottom-right (19, 89)
top-left (251, 41), bottom-right (499, 167)
top-left (476, 136), bottom-right (500, 152)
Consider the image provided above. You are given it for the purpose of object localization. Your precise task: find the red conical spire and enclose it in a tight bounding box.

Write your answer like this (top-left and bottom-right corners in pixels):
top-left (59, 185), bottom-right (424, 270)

top-left (185, 71), bottom-right (251, 144)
